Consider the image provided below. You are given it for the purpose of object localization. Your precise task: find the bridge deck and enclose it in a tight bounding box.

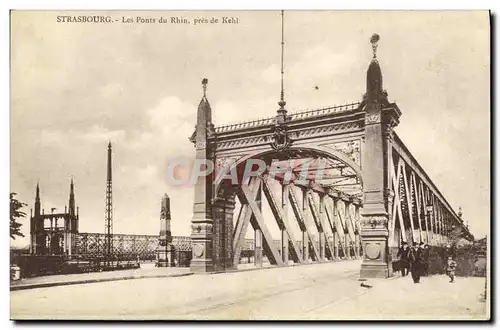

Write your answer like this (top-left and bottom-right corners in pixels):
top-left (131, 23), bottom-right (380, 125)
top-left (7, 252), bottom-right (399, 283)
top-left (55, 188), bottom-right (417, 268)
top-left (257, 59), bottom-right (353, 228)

top-left (10, 260), bottom-right (487, 320)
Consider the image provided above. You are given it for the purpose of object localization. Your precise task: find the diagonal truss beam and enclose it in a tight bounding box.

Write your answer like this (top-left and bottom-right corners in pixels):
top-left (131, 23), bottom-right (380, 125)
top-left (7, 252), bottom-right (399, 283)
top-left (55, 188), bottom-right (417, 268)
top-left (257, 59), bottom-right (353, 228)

top-left (345, 203), bottom-right (360, 258)
top-left (232, 205), bottom-right (253, 265)
top-left (391, 156), bottom-right (406, 245)
top-left (338, 200), bottom-right (356, 243)
top-left (232, 177), bottom-right (260, 265)
top-left (401, 163), bottom-right (416, 242)
top-left (261, 176), bottom-right (302, 263)
top-left (411, 172), bottom-right (423, 243)
top-left (238, 180), bottom-right (285, 266)
top-left (308, 193), bottom-right (335, 260)
top-left (288, 186), bottom-right (320, 261)
top-left (324, 197), bottom-right (347, 257)
top-left (419, 181), bottom-right (431, 243)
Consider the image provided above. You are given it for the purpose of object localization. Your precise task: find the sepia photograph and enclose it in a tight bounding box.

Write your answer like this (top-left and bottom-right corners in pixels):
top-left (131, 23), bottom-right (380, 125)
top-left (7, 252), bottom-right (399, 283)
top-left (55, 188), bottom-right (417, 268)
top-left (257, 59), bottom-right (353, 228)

top-left (9, 10), bottom-right (490, 320)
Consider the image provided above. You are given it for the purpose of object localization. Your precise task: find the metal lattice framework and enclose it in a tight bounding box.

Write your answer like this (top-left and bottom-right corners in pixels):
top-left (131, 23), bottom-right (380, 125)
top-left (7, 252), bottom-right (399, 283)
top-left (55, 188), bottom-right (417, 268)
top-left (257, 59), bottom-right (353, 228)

top-left (74, 233), bottom-right (254, 260)
top-left (231, 173), bottom-right (362, 268)
top-left (388, 133), bottom-right (474, 249)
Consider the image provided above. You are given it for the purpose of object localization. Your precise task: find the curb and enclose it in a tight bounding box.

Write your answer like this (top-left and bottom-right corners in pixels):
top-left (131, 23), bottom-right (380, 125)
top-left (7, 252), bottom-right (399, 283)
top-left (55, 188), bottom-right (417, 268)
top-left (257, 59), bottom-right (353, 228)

top-left (10, 272), bottom-right (194, 292)
top-left (208, 258), bottom-right (362, 275)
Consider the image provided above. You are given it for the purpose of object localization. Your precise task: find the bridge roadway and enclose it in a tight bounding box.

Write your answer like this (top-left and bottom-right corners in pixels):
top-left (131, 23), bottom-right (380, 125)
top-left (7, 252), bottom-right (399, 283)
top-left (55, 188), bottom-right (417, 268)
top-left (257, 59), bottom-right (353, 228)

top-left (10, 260), bottom-right (487, 320)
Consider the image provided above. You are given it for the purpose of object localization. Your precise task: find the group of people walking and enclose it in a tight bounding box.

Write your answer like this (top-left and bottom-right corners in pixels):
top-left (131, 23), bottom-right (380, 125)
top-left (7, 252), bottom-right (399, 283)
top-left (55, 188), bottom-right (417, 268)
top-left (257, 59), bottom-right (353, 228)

top-left (397, 242), bottom-right (457, 283)
top-left (397, 242), bottom-right (430, 283)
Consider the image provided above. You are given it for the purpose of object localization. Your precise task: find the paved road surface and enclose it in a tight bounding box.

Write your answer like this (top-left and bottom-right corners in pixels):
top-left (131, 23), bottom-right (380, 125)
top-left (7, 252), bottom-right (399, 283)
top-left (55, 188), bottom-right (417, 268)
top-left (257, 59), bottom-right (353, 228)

top-left (10, 260), bottom-right (488, 320)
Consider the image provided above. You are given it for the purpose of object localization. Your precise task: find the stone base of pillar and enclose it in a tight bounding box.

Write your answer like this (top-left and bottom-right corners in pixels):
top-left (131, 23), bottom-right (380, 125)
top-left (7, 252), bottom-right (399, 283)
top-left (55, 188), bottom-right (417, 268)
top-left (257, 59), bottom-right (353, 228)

top-left (190, 259), bottom-right (214, 273)
top-left (190, 221), bottom-right (214, 273)
top-left (359, 221), bottom-right (391, 279)
top-left (360, 260), bottom-right (390, 278)
top-left (157, 247), bottom-right (167, 267)
top-left (157, 245), bottom-right (175, 267)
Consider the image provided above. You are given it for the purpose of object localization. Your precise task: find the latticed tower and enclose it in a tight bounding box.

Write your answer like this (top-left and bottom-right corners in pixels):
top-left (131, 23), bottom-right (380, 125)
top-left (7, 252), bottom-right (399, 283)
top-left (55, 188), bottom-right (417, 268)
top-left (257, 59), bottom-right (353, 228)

top-left (105, 141), bottom-right (113, 265)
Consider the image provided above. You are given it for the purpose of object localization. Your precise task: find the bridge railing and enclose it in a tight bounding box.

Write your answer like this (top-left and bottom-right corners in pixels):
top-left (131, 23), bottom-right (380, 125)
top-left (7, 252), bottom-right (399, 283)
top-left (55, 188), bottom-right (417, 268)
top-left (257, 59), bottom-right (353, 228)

top-left (214, 102), bottom-right (361, 133)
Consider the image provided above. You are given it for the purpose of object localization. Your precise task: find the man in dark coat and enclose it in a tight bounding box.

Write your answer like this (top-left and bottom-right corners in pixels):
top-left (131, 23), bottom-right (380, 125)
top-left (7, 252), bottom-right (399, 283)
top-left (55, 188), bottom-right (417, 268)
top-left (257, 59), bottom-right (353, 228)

top-left (409, 242), bottom-right (424, 283)
top-left (397, 242), bottom-right (410, 276)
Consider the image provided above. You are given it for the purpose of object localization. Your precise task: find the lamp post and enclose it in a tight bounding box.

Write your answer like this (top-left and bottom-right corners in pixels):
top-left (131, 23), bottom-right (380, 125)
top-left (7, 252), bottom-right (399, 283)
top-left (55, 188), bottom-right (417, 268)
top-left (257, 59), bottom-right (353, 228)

top-left (426, 205), bottom-right (433, 245)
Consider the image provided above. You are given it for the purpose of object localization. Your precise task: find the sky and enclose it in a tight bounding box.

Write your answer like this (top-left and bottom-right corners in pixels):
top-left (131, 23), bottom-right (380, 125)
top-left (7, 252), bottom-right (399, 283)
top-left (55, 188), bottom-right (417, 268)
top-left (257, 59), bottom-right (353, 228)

top-left (10, 10), bottom-right (490, 247)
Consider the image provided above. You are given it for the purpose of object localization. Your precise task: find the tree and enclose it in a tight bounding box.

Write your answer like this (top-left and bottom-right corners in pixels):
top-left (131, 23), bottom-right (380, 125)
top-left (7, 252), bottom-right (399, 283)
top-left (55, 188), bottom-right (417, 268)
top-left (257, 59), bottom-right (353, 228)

top-left (10, 193), bottom-right (26, 240)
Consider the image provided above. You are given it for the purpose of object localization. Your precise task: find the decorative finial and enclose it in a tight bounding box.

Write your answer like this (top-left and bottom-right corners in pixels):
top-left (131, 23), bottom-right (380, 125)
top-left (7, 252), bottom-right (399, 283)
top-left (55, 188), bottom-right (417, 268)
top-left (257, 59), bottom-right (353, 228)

top-left (278, 10), bottom-right (286, 112)
top-left (108, 140), bottom-right (112, 149)
top-left (202, 78), bottom-right (208, 97)
top-left (458, 206), bottom-right (463, 218)
top-left (370, 33), bottom-right (380, 59)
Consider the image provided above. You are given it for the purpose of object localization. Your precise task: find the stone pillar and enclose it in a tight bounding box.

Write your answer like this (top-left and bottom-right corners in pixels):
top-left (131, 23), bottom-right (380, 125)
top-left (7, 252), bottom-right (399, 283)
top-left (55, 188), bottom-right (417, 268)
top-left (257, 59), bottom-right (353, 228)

top-left (190, 79), bottom-right (216, 273)
top-left (360, 34), bottom-right (401, 278)
top-left (224, 194), bottom-right (236, 270)
top-left (157, 194), bottom-right (171, 267)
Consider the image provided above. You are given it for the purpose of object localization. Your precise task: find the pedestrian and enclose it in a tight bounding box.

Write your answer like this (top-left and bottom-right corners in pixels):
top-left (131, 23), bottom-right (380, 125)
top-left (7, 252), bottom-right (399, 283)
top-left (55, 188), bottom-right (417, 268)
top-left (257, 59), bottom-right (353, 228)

top-left (397, 242), bottom-right (410, 276)
top-left (446, 256), bottom-right (457, 283)
top-left (408, 242), bottom-right (423, 283)
top-left (421, 242), bottom-right (430, 276)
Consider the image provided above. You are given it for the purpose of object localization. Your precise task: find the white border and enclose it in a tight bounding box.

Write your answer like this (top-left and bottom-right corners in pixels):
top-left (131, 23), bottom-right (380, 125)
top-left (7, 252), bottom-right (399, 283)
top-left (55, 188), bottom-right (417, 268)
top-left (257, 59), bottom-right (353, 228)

top-left (2, 1), bottom-right (496, 329)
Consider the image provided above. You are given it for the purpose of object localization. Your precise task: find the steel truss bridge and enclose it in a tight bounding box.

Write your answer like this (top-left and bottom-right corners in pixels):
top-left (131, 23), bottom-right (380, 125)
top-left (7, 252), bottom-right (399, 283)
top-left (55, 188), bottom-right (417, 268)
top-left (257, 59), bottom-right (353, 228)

top-left (188, 35), bottom-right (473, 278)
top-left (73, 233), bottom-right (355, 265)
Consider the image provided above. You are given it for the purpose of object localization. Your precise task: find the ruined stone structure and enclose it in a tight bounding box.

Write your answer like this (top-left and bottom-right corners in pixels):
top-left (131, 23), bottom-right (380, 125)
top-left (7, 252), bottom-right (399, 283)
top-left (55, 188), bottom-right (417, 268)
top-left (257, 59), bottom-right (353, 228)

top-left (29, 180), bottom-right (79, 256)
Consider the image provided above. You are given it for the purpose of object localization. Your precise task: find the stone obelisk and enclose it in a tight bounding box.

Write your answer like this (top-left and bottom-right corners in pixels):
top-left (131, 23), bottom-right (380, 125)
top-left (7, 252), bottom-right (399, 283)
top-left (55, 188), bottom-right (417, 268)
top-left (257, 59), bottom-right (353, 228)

top-left (157, 193), bottom-right (173, 267)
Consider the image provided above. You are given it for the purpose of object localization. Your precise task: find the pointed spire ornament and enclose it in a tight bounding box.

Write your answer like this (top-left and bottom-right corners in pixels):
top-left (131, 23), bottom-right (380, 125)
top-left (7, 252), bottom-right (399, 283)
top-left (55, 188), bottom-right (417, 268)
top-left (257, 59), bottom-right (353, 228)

top-left (278, 10), bottom-right (286, 114)
top-left (202, 78), bottom-right (208, 98)
top-left (370, 33), bottom-right (380, 59)
top-left (270, 10), bottom-right (293, 151)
